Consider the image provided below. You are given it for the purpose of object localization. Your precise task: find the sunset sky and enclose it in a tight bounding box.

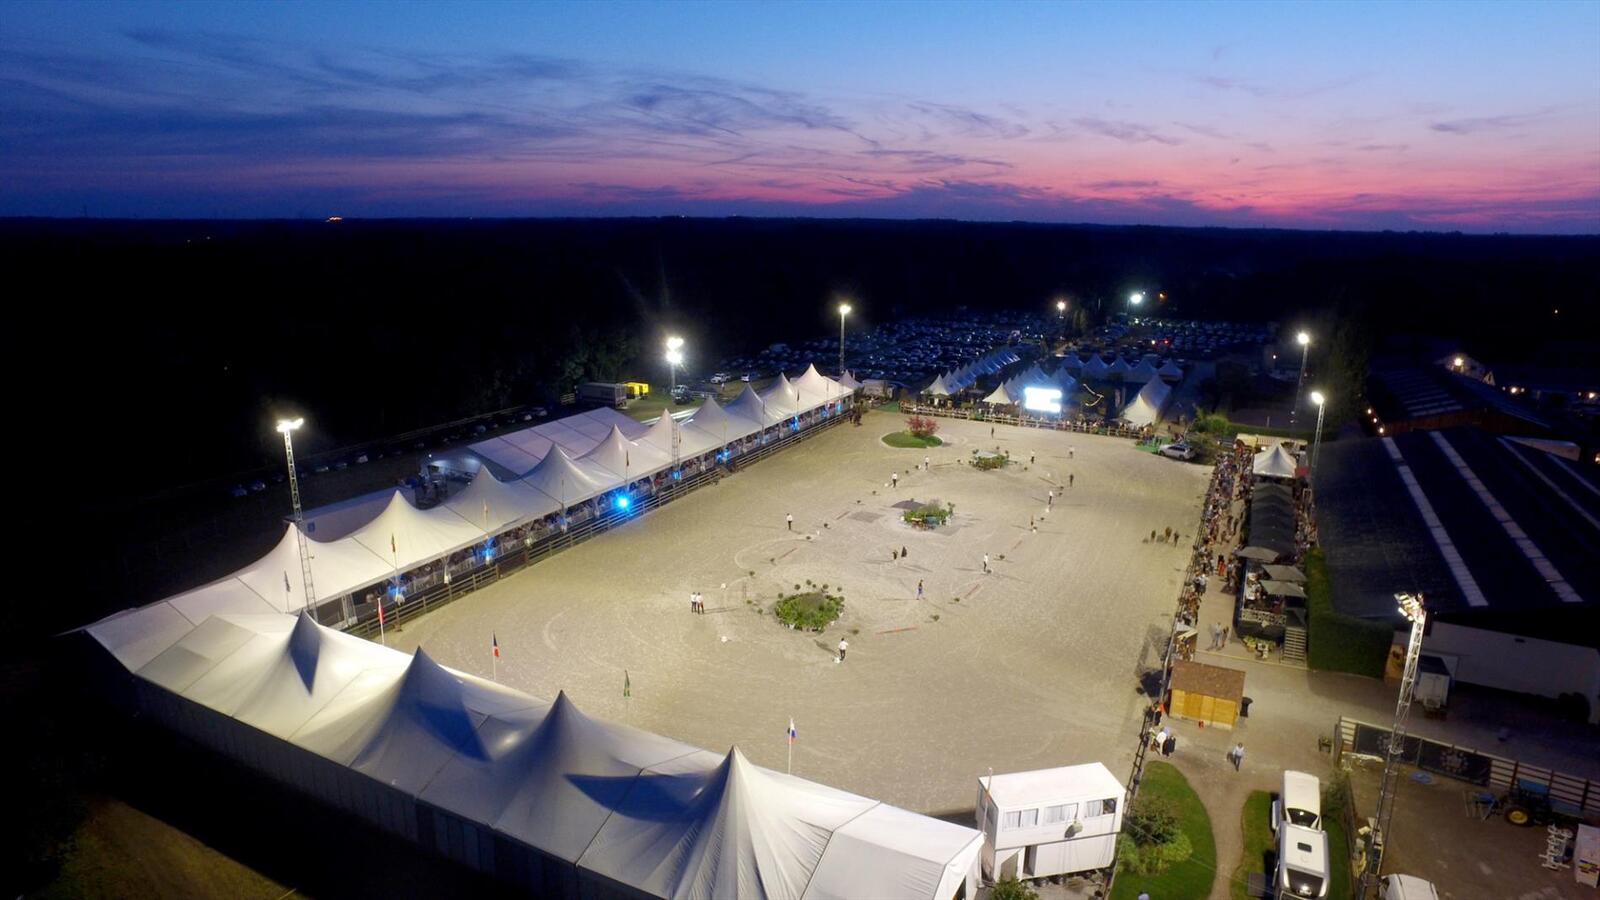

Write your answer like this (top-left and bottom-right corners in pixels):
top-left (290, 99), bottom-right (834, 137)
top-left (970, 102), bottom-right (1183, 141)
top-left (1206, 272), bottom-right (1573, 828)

top-left (3, 1), bottom-right (1597, 232)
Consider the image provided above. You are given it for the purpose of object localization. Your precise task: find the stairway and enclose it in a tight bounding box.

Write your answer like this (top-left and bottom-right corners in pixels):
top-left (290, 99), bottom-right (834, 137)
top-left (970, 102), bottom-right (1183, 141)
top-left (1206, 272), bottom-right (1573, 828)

top-left (1282, 624), bottom-right (1308, 666)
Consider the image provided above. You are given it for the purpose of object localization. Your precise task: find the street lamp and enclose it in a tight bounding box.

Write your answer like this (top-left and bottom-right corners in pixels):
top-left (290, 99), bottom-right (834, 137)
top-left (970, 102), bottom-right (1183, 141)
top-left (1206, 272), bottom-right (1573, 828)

top-left (666, 336), bottom-right (685, 396)
top-left (1309, 391), bottom-right (1327, 475)
top-left (1057, 299), bottom-right (1067, 318)
top-left (1291, 330), bottom-right (1311, 428)
top-left (837, 303), bottom-right (851, 375)
top-left (275, 417), bottom-right (316, 616)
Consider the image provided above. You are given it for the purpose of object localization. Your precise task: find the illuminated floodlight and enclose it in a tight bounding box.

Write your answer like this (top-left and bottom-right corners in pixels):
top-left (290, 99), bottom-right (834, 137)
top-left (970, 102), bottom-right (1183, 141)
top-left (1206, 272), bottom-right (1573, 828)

top-left (666, 348), bottom-right (684, 366)
top-left (1056, 300), bottom-right (1067, 312)
top-left (276, 417), bottom-right (304, 434)
top-left (615, 495), bottom-right (631, 510)
top-left (1296, 331), bottom-right (1311, 346)
top-left (1023, 386), bottom-right (1063, 414)
top-left (1129, 292), bottom-right (1144, 305)
top-left (1310, 391), bottom-right (1325, 406)
top-left (666, 335), bottom-right (684, 350)
top-left (838, 303), bottom-right (852, 317)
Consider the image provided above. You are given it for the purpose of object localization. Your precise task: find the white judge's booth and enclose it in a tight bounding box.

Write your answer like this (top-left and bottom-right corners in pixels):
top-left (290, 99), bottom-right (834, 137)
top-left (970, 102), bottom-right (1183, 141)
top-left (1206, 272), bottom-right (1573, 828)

top-left (976, 763), bottom-right (1126, 882)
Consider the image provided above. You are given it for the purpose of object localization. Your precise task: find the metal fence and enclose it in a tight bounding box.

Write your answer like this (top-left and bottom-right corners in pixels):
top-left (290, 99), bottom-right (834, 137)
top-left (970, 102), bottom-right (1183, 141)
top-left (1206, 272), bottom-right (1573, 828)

top-left (1334, 716), bottom-right (1600, 817)
top-left (340, 411), bottom-right (852, 639)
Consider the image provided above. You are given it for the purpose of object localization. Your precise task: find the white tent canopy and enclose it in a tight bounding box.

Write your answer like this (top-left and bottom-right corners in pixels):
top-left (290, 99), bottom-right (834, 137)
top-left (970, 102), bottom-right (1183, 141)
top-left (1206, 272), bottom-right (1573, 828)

top-left (579, 425), bottom-right (670, 482)
top-left (726, 384), bottom-right (784, 428)
top-left (794, 363), bottom-right (845, 405)
top-left (1252, 443), bottom-right (1300, 479)
top-left (1108, 357), bottom-right (1133, 379)
top-left (1120, 378), bottom-right (1172, 427)
top-left (1158, 360), bottom-right (1185, 381)
top-left (1128, 358), bottom-right (1160, 383)
top-left (923, 374), bottom-right (953, 397)
top-left (348, 491), bottom-right (488, 574)
top-left (1082, 355), bottom-right (1110, 379)
top-left (523, 445), bottom-right (609, 509)
top-left (86, 610), bottom-right (982, 900)
top-left (443, 466), bottom-right (559, 534)
top-left (837, 370), bottom-right (862, 392)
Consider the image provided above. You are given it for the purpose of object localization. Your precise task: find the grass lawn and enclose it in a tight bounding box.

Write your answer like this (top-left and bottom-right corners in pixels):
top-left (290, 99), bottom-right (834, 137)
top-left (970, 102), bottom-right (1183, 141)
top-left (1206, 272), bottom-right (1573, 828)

top-left (1322, 787), bottom-right (1355, 900)
top-left (1111, 761), bottom-right (1217, 900)
top-left (881, 431), bottom-right (943, 448)
top-left (1230, 790), bottom-right (1275, 900)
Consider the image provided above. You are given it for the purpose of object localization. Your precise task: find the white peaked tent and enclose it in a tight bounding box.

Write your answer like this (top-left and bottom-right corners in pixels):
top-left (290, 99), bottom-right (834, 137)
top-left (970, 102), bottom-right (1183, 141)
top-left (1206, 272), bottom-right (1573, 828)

top-left (1252, 443), bottom-right (1300, 479)
top-left (293, 647), bottom-right (534, 797)
top-left (421, 692), bottom-right (705, 866)
top-left (794, 363), bottom-right (844, 404)
top-left (444, 466), bottom-right (559, 533)
top-left (687, 397), bottom-right (759, 446)
top-left (1120, 377), bottom-right (1172, 427)
top-left (837, 370), bottom-right (862, 392)
top-left (1083, 355), bottom-right (1111, 379)
top-left (170, 523), bottom-right (393, 624)
top-left (1158, 360), bottom-right (1185, 382)
top-left (1128, 358), bottom-right (1160, 383)
top-left (983, 382), bottom-right (1021, 406)
top-left (579, 425), bottom-right (670, 482)
top-left (349, 491), bottom-right (488, 573)
top-left (760, 373), bottom-right (801, 416)
top-left (727, 384), bottom-right (783, 428)
top-left (640, 409), bottom-right (682, 455)
top-left (923, 374), bottom-right (953, 397)
top-left (1108, 357), bottom-right (1133, 379)
top-left (1061, 354), bottom-right (1085, 372)
top-left (577, 746), bottom-right (878, 898)
top-left (85, 609), bottom-right (984, 900)
top-left (522, 446), bottom-right (609, 509)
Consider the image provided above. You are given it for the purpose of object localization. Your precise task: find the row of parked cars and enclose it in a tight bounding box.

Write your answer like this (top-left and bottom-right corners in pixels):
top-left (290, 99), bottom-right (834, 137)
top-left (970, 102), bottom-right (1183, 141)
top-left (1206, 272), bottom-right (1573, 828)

top-left (1139, 316), bottom-right (1271, 359)
top-left (714, 312), bottom-right (1056, 388)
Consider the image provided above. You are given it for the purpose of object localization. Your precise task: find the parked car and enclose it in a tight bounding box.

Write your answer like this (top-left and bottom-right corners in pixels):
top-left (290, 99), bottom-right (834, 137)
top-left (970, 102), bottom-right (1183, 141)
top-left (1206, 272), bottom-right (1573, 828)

top-left (710, 372), bottom-right (731, 384)
top-left (1378, 875), bottom-right (1439, 900)
top-left (1161, 442), bottom-right (1198, 461)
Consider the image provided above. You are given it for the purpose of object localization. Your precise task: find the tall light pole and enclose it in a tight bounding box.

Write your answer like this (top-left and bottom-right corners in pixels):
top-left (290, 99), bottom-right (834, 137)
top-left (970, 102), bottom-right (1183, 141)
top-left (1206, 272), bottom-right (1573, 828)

top-left (1360, 593), bottom-right (1428, 899)
top-left (1128, 291), bottom-right (1144, 317)
top-left (666, 335), bottom-right (685, 397)
top-left (276, 417), bottom-right (317, 617)
top-left (1291, 330), bottom-right (1311, 428)
top-left (1309, 390), bottom-right (1327, 476)
top-left (837, 303), bottom-right (851, 375)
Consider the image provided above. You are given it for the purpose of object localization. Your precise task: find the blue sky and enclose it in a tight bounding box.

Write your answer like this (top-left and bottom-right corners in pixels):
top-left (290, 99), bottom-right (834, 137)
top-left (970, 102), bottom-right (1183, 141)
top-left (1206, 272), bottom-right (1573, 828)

top-left (3, 1), bottom-right (1597, 231)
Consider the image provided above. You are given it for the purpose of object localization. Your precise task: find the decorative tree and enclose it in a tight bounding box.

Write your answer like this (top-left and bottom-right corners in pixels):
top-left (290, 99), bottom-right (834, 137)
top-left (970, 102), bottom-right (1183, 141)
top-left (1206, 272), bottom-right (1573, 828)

top-left (905, 415), bottom-right (940, 438)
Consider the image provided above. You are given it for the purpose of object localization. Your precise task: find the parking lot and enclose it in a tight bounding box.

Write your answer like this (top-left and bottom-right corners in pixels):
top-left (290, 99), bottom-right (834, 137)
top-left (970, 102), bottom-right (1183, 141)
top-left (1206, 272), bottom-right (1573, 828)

top-left (388, 409), bottom-right (1209, 813)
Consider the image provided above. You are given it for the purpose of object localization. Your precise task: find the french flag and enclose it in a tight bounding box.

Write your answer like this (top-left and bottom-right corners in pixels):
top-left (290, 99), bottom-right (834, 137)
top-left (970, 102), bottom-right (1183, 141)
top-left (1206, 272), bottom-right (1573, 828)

top-left (787, 718), bottom-right (797, 745)
top-left (492, 633), bottom-right (500, 659)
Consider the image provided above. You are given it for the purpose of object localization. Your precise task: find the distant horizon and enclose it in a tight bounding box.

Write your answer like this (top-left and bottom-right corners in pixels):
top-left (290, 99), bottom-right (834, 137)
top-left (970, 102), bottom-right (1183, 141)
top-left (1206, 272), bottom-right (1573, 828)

top-left (8, 212), bottom-right (1600, 239)
top-left (4, 2), bottom-right (1597, 234)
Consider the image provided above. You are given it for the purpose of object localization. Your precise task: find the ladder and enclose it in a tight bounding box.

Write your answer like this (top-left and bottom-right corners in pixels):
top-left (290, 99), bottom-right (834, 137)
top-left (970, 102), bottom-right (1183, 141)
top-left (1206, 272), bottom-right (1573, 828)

top-left (1282, 625), bottom-right (1308, 665)
top-left (282, 429), bottom-right (318, 617)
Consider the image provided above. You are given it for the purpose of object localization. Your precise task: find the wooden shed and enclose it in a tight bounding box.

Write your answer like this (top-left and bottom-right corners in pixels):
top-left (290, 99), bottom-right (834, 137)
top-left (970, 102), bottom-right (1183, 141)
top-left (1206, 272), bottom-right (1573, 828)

top-left (1167, 660), bottom-right (1246, 729)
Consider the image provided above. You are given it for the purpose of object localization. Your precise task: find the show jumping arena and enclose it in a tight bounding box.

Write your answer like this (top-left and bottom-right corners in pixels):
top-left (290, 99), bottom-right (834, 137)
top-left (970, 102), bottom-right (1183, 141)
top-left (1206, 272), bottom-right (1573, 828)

top-left (389, 409), bottom-right (1208, 815)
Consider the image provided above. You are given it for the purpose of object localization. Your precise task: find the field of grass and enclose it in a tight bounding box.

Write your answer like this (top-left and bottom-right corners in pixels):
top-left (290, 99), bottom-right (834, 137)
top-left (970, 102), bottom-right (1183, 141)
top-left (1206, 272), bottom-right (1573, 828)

top-left (882, 431), bottom-right (943, 448)
top-left (1230, 790), bottom-right (1275, 900)
top-left (1304, 548), bottom-right (1392, 677)
top-left (1111, 761), bottom-right (1217, 900)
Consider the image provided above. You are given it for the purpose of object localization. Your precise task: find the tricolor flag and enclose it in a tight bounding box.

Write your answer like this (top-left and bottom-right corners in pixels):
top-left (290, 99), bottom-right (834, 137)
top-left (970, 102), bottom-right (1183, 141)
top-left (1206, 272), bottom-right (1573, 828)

top-left (376, 600), bottom-right (386, 627)
top-left (492, 633), bottom-right (500, 659)
top-left (787, 718), bottom-right (797, 745)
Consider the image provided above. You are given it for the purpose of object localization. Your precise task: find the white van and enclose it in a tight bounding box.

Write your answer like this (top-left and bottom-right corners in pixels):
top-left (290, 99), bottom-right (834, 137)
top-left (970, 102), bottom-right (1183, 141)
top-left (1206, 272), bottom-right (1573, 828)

top-left (1276, 823), bottom-right (1329, 898)
top-left (1378, 874), bottom-right (1440, 900)
top-left (1272, 770), bottom-right (1322, 832)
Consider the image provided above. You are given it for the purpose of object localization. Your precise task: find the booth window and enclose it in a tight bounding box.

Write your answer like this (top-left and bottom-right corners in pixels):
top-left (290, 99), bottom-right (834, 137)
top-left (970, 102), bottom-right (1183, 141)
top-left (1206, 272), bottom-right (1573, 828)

top-left (1086, 798), bottom-right (1116, 817)
top-left (1044, 803), bottom-right (1077, 824)
top-left (1019, 808), bottom-right (1039, 827)
top-left (1002, 811), bottom-right (1021, 829)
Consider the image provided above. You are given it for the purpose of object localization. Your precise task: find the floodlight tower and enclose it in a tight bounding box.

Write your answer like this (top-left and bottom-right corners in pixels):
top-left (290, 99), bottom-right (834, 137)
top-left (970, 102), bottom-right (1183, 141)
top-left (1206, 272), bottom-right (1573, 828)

top-left (1359, 593), bottom-right (1428, 899)
top-left (276, 418), bottom-right (317, 616)
top-left (837, 303), bottom-right (852, 375)
top-left (666, 336), bottom-right (685, 396)
top-left (1290, 330), bottom-right (1311, 427)
top-left (1310, 391), bottom-right (1328, 475)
